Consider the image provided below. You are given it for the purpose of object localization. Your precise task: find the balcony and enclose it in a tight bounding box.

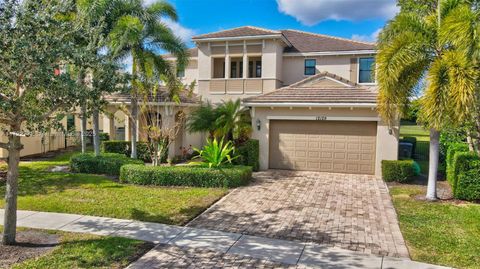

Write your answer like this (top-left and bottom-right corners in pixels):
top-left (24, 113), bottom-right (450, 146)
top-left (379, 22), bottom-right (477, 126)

top-left (209, 78), bottom-right (264, 94)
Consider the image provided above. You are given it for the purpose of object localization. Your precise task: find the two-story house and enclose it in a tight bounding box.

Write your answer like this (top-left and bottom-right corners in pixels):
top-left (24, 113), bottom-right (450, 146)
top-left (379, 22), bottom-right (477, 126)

top-left (155, 26), bottom-right (397, 176)
top-left (2, 26), bottom-right (398, 177)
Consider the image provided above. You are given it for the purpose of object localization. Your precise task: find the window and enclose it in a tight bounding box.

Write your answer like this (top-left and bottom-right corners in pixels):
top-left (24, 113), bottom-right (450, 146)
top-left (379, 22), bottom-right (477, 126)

top-left (304, 59), bottom-right (316, 76)
top-left (358, 57), bottom-right (375, 83)
top-left (230, 61), bottom-right (237, 78)
top-left (239, 62), bottom-right (243, 78)
top-left (249, 61), bottom-right (253, 78)
top-left (67, 115), bottom-right (75, 131)
top-left (176, 68), bottom-right (185, 78)
top-left (255, 61), bottom-right (262, 78)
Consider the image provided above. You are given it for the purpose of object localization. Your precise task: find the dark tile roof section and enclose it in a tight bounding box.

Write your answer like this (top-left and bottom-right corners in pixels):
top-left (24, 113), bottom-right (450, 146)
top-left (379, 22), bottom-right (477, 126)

top-left (281, 30), bottom-right (376, 53)
top-left (243, 72), bottom-right (377, 105)
top-left (192, 26), bottom-right (281, 39)
top-left (104, 89), bottom-right (200, 104)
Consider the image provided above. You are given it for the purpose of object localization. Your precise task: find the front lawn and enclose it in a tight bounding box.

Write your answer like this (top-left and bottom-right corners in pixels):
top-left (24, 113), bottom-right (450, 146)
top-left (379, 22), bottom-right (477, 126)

top-left (390, 185), bottom-right (480, 269)
top-left (0, 150), bottom-right (227, 225)
top-left (0, 226), bottom-right (152, 269)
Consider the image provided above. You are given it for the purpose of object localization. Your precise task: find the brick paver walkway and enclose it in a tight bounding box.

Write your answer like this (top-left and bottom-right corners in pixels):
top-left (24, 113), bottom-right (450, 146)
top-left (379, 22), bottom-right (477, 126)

top-left (188, 170), bottom-right (409, 257)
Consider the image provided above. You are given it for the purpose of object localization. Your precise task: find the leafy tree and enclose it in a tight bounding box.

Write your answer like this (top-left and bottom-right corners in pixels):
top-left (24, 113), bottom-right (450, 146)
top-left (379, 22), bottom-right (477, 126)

top-left (187, 100), bottom-right (252, 143)
top-left (107, 0), bottom-right (188, 159)
top-left (0, 0), bottom-right (82, 245)
top-left (377, 0), bottom-right (479, 200)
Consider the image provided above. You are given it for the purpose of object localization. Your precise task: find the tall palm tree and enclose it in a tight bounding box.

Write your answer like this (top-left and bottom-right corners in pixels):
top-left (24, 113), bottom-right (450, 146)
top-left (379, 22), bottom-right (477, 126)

top-left (376, 0), bottom-right (478, 200)
top-left (107, 0), bottom-right (188, 159)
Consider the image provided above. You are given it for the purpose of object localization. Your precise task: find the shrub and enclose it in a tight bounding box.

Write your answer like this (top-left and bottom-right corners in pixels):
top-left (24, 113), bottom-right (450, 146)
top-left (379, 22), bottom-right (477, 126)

top-left (456, 163), bottom-right (480, 201)
top-left (99, 132), bottom-right (110, 142)
top-left (381, 160), bottom-right (417, 183)
top-left (70, 153), bottom-right (144, 176)
top-left (449, 151), bottom-right (479, 195)
top-left (193, 138), bottom-right (237, 168)
top-left (446, 143), bottom-right (469, 183)
top-left (233, 139), bottom-right (260, 172)
top-left (400, 136), bottom-right (417, 155)
top-left (101, 140), bottom-right (152, 162)
top-left (120, 165), bottom-right (252, 188)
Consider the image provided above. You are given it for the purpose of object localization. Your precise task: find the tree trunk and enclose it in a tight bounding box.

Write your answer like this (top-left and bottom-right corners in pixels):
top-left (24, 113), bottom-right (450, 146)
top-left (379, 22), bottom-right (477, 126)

top-left (466, 130), bottom-right (474, 152)
top-left (130, 96), bottom-right (138, 159)
top-left (92, 108), bottom-right (100, 156)
top-left (2, 125), bottom-right (22, 245)
top-left (80, 103), bottom-right (87, 154)
top-left (426, 128), bottom-right (440, 200)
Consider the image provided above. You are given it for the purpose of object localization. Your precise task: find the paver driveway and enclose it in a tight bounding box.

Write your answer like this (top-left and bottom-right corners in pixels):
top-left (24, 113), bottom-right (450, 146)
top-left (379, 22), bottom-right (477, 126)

top-left (188, 170), bottom-right (409, 257)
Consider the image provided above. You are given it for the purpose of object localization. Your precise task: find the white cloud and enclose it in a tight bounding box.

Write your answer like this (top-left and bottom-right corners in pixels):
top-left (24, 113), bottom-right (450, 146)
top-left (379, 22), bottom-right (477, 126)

top-left (351, 28), bottom-right (382, 42)
top-left (163, 18), bottom-right (195, 43)
top-left (277, 0), bottom-right (398, 25)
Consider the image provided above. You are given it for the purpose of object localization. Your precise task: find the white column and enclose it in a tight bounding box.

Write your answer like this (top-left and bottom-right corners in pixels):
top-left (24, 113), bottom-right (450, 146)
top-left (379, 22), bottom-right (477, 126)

top-left (243, 41), bottom-right (248, 78)
top-left (124, 115), bottom-right (130, 141)
top-left (225, 41), bottom-right (230, 79)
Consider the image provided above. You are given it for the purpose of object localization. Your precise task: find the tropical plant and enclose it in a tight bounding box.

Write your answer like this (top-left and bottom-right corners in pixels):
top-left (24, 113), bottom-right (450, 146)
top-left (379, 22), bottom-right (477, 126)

top-left (192, 138), bottom-right (238, 168)
top-left (376, 0), bottom-right (479, 200)
top-left (0, 0), bottom-right (82, 245)
top-left (187, 100), bottom-right (252, 142)
top-left (107, 0), bottom-right (189, 159)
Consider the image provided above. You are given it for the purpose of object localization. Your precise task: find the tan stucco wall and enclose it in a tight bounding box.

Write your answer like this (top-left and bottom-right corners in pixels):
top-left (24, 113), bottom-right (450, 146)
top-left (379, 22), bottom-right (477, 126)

top-left (0, 117), bottom-right (76, 158)
top-left (282, 55), bottom-right (367, 86)
top-left (250, 106), bottom-right (398, 177)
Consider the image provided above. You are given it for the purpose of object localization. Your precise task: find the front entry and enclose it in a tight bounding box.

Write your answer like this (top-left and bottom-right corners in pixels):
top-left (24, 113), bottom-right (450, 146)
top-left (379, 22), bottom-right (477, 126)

top-left (269, 120), bottom-right (377, 175)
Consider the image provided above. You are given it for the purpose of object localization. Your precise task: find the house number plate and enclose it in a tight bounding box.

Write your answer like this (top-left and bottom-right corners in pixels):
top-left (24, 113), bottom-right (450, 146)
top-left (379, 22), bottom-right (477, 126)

top-left (315, 116), bottom-right (327, 121)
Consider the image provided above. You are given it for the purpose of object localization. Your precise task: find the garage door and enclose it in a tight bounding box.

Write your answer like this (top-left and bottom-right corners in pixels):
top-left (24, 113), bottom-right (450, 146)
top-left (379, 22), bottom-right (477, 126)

top-left (269, 120), bottom-right (377, 175)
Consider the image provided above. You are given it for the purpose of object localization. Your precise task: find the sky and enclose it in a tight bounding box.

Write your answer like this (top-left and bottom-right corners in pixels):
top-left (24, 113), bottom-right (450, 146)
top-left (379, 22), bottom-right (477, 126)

top-left (154, 0), bottom-right (399, 47)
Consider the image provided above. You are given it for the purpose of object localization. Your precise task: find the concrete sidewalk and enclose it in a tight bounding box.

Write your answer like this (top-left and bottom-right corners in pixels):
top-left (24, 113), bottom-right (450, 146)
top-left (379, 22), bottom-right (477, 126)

top-left (0, 209), bottom-right (451, 269)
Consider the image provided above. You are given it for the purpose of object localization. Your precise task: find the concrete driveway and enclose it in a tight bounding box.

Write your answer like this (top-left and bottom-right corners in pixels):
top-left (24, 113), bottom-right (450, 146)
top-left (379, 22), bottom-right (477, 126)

top-left (188, 170), bottom-right (409, 257)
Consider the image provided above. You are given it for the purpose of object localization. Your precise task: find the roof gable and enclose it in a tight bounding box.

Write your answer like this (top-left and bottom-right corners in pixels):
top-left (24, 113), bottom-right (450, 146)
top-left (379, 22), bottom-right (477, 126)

top-left (290, 72), bottom-right (357, 88)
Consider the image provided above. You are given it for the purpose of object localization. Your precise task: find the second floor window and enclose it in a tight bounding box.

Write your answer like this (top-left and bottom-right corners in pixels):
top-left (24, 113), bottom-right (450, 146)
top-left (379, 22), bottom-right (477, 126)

top-left (359, 57), bottom-right (375, 84)
top-left (248, 61), bottom-right (262, 78)
top-left (230, 62), bottom-right (238, 78)
top-left (304, 59), bottom-right (316, 76)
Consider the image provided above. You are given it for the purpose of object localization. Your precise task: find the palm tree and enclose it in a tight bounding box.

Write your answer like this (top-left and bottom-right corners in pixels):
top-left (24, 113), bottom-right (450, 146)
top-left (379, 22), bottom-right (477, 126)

top-left (187, 100), bottom-right (252, 143)
top-left (107, 0), bottom-right (188, 159)
top-left (376, 0), bottom-right (478, 200)
top-left (214, 99), bottom-right (252, 142)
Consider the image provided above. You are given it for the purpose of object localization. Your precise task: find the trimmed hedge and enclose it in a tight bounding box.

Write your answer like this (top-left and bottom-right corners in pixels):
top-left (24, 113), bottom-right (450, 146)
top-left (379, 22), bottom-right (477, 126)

top-left (233, 139), bottom-right (260, 172)
top-left (400, 136), bottom-right (417, 155)
top-left (449, 151), bottom-right (479, 197)
top-left (101, 140), bottom-right (152, 162)
top-left (381, 160), bottom-right (418, 183)
top-left (457, 165), bottom-right (480, 200)
top-left (99, 132), bottom-right (110, 142)
top-left (446, 143), bottom-right (469, 174)
top-left (120, 165), bottom-right (252, 188)
top-left (70, 153), bottom-right (144, 176)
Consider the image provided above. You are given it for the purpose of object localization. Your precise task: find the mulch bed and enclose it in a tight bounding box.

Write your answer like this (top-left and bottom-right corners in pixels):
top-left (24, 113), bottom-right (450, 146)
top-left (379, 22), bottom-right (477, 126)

top-left (0, 230), bottom-right (60, 268)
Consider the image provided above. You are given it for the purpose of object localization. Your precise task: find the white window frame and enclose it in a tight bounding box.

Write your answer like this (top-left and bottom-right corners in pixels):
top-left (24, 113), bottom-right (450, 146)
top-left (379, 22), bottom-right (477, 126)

top-left (357, 56), bottom-right (376, 85)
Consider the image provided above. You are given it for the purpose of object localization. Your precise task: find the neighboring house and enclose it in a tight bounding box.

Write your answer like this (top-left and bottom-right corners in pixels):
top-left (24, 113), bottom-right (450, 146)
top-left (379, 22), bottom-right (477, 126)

top-left (2, 26), bottom-right (399, 176)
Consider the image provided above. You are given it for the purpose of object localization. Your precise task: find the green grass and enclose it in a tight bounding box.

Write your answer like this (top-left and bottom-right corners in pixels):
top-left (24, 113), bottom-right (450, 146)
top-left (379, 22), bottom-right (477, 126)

top-left (0, 226), bottom-right (151, 269)
top-left (0, 150), bottom-right (227, 225)
top-left (400, 121), bottom-right (430, 174)
top-left (390, 185), bottom-right (480, 269)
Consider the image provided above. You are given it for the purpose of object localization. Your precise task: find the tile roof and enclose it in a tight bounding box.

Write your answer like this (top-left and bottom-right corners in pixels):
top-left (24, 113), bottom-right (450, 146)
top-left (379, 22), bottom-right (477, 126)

top-left (243, 72), bottom-right (377, 105)
top-left (191, 26), bottom-right (376, 53)
top-left (104, 88), bottom-right (200, 104)
top-left (281, 30), bottom-right (376, 53)
top-left (192, 26), bottom-right (281, 39)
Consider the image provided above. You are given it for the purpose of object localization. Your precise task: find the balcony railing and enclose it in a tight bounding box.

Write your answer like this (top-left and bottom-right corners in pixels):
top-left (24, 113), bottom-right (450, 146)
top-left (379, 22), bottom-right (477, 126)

top-left (209, 78), bottom-right (263, 94)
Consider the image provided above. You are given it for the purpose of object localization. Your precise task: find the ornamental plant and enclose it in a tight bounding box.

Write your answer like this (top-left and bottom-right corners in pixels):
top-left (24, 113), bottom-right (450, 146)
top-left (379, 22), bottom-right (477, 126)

top-left (192, 138), bottom-right (238, 168)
